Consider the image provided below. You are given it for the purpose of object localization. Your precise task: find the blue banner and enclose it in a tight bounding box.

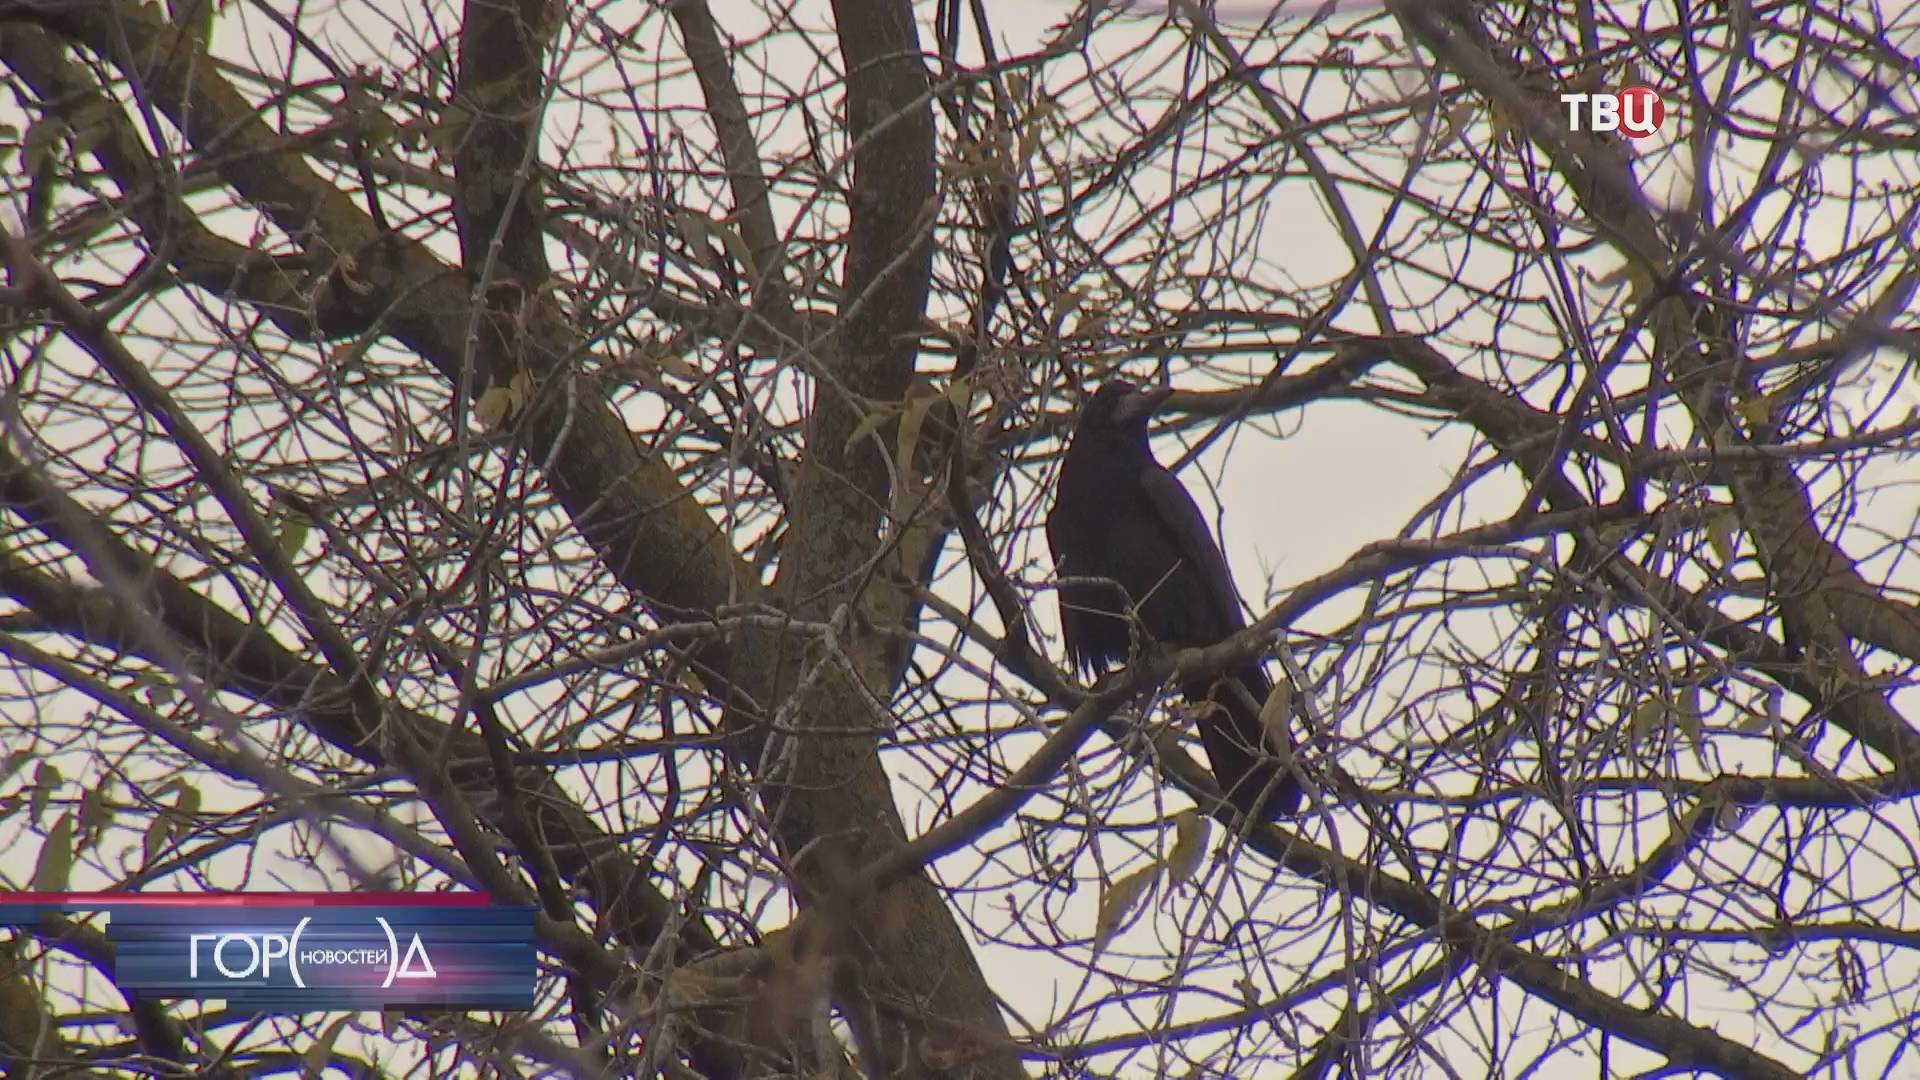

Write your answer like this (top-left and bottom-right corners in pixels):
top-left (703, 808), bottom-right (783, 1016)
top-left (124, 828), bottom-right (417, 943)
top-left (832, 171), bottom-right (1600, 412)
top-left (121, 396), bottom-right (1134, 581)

top-left (102, 905), bottom-right (537, 1011)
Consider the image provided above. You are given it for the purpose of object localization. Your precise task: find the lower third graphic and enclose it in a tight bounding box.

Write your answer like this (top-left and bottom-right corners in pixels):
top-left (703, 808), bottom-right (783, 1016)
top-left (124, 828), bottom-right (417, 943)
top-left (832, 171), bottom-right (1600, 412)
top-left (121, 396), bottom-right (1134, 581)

top-left (101, 901), bottom-right (533, 1010)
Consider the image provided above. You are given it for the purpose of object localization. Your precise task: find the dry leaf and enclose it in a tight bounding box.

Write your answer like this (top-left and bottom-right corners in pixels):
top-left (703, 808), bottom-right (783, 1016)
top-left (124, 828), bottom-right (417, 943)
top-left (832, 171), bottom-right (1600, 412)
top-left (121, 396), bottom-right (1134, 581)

top-left (474, 371), bottom-right (530, 432)
top-left (1431, 100), bottom-right (1477, 152)
top-left (303, 1013), bottom-right (353, 1078)
top-left (1627, 698), bottom-right (1667, 746)
top-left (1735, 395), bottom-right (1774, 427)
top-left (1705, 508), bottom-right (1740, 568)
top-left (29, 763), bottom-right (59, 827)
top-left (1165, 810), bottom-right (1209, 886)
top-left (1259, 681), bottom-right (1295, 759)
top-left (474, 386), bottom-right (514, 431)
top-left (34, 811), bottom-right (74, 892)
top-left (1093, 865), bottom-right (1157, 953)
top-left (1673, 687), bottom-right (1706, 759)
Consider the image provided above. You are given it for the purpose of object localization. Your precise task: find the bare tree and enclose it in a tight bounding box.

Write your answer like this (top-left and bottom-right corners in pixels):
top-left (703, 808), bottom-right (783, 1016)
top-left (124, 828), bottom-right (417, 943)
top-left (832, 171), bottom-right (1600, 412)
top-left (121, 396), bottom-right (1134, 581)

top-left (1, 0), bottom-right (1916, 1075)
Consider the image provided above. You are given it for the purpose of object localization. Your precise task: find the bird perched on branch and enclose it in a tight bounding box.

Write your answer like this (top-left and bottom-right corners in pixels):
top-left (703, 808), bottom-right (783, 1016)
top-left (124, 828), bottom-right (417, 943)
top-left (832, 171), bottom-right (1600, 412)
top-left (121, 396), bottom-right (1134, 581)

top-left (1047, 380), bottom-right (1301, 821)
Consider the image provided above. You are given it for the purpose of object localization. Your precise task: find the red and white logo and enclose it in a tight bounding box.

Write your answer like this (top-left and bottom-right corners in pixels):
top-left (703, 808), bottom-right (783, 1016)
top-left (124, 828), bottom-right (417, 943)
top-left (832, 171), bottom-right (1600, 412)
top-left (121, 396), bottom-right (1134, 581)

top-left (1559, 86), bottom-right (1666, 140)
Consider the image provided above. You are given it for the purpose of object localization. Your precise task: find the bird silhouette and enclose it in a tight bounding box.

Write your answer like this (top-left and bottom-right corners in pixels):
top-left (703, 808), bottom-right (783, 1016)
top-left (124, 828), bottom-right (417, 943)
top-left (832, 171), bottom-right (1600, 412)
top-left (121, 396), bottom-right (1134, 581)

top-left (1047, 380), bottom-right (1301, 821)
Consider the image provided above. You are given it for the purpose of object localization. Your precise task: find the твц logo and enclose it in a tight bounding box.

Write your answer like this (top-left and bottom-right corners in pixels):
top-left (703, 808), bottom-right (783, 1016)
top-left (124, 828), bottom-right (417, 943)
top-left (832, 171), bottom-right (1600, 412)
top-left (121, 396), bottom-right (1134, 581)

top-left (1560, 86), bottom-right (1666, 139)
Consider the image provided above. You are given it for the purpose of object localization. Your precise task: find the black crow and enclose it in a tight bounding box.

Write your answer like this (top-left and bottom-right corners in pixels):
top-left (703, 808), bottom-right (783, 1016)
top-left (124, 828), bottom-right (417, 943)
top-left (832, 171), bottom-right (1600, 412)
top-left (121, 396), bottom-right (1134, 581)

top-left (1047, 380), bottom-right (1301, 821)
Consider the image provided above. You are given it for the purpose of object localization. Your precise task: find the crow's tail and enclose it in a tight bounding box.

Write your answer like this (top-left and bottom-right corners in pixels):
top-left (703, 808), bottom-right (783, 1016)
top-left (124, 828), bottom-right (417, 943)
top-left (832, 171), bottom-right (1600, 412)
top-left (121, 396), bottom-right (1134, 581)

top-left (1185, 663), bottom-right (1302, 822)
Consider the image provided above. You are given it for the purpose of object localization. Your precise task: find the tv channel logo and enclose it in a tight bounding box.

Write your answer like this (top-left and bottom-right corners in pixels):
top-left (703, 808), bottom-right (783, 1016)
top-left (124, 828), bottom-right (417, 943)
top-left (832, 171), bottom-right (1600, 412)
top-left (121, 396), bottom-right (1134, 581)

top-left (1560, 85), bottom-right (1667, 140)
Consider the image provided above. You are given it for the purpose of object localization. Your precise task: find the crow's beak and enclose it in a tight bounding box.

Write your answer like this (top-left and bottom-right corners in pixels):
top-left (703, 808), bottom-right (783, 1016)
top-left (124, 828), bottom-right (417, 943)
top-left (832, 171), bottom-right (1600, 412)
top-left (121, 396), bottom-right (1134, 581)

top-left (1112, 383), bottom-right (1174, 425)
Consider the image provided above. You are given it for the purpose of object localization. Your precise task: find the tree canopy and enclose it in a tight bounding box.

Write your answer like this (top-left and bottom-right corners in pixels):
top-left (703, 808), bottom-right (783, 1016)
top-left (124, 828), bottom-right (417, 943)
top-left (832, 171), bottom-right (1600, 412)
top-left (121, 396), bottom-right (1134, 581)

top-left (1, 0), bottom-right (1917, 1076)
